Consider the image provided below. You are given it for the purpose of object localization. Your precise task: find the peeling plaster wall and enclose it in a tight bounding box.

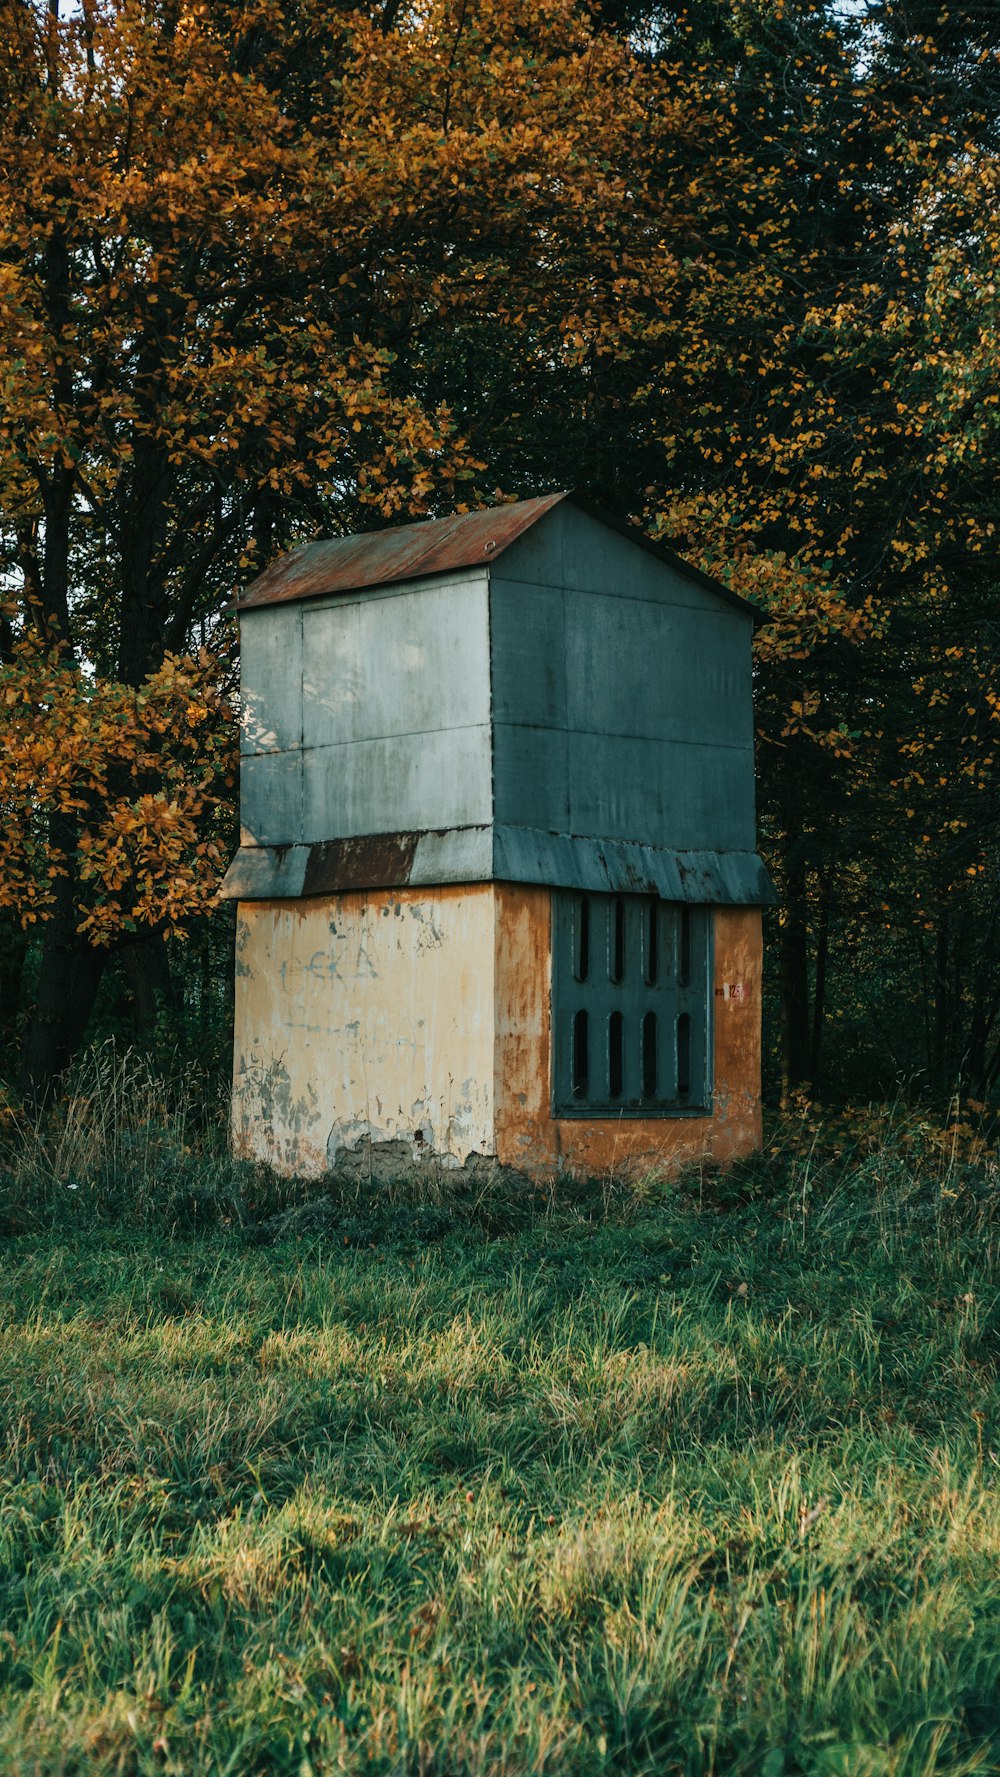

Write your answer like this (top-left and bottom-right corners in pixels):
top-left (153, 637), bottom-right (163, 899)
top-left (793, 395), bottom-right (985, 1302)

top-left (233, 887), bottom-right (496, 1177)
top-left (493, 886), bottom-right (763, 1178)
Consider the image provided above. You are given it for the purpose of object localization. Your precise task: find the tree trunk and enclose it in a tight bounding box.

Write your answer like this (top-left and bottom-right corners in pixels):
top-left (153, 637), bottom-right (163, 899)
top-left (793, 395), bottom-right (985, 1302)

top-left (779, 831), bottom-right (812, 1102)
top-left (931, 907), bottom-right (951, 1094)
top-left (20, 819), bottom-right (107, 1105)
top-left (809, 876), bottom-right (830, 1090)
top-left (0, 920), bottom-right (28, 1048)
top-left (770, 740), bottom-right (817, 1104)
top-left (121, 936), bottom-right (175, 1036)
top-left (965, 909), bottom-right (1000, 1096)
top-left (117, 433), bottom-right (169, 687)
top-left (21, 921), bottom-right (106, 1106)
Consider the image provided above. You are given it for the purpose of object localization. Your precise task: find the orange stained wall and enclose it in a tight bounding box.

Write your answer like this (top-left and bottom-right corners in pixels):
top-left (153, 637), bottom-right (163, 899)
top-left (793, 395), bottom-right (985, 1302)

top-left (493, 885), bottom-right (763, 1178)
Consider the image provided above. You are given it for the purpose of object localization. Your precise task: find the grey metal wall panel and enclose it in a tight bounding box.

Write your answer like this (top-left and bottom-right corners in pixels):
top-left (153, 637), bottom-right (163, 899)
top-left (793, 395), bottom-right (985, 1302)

top-left (300, 726), bottom-right (493, 842)
top-left (299, 598), bottom-right (362, 749)
top-left (490, 505), bottom-right (564, 590)
top-left (489, 581), bottom-right (567, 726)
top-left (492, 723), bottom-right (570, 831)
top-left (489, 501), bottom-right (758, 856)
top-left (567, 733), bottom-right (755, 851)
top-left (302, 576), bottom-right (491, 749)
top-left (239, 607), bottom-right (303, 755)
top-left (491, 581), bottom-right (750, 747)
top-left (500, 500), bottom-right (733, 612)
top-left (239, 748), bottom-right (303, 847)
top-left (563, 502), bottom-right (723, 608)
top-left (491, 704), bottom-right (756, 852)
top-left (563, 596), bottom-right (752, 749)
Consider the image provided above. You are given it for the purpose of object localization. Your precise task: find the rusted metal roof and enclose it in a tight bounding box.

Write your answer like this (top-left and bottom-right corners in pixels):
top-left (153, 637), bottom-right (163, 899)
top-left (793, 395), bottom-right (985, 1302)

top-left (237, 490), bottom-right (759, 620)
top-left (238, 492), bottom-right (566, 611)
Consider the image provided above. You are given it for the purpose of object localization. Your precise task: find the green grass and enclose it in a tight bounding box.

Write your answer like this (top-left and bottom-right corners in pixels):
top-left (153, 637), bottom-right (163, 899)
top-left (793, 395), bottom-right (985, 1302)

top-left (2, 1120), bottom-right (1000, 1774)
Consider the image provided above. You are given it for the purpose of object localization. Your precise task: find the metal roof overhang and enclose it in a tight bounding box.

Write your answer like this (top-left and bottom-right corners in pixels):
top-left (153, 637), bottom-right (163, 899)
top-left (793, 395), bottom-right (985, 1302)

top-left (220, 826), bottom-right (777, 906)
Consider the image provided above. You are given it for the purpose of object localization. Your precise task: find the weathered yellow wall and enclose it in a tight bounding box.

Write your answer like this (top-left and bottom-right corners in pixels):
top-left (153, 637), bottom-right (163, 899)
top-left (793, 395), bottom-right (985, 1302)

top-left (493, 886), bottom-right (762, 1178)
top-left (233, 887), bottom-right (496, 1176)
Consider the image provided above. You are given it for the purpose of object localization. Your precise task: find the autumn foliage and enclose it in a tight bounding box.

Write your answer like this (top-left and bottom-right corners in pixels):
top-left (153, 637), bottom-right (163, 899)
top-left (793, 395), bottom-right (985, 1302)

top-left (4, 0), bottom-right (647, 1089)
top-left (0, 635), bottom-right (233, 943)
top-left (1, 0), bottom-right (999, 1098)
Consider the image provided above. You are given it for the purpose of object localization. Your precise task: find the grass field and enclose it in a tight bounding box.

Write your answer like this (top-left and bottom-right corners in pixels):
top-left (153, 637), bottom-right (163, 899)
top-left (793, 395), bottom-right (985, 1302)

top-left (2, 1103), bottom-right (1000, 1775)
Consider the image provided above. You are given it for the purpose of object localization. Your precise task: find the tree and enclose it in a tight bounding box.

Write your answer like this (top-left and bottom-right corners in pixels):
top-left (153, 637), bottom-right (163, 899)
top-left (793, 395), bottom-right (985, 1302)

top-left (0, 0), bottom-right (667, 1095)
top-left (585, 0), bottom-right (1000, 1100)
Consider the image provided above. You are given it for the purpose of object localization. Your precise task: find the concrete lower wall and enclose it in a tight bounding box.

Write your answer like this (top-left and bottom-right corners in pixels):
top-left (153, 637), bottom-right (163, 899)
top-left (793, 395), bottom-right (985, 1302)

top-left (493, 887), bottom-right (762, 1177)
top-left (232, 887), bottom-right (496, 1175)
top-left (233, 887), bottom-right (763, 1179)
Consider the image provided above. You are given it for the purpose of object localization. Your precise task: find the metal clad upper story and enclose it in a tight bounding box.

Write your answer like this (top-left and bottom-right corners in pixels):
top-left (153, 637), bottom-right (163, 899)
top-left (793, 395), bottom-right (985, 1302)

top-left (230, 492), bottom-right (772, 901)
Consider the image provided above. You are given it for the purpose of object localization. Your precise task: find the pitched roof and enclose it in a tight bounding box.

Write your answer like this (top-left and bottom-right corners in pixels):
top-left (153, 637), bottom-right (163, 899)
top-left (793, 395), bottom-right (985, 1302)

top-left (237, 490), bottom-right (758, 619)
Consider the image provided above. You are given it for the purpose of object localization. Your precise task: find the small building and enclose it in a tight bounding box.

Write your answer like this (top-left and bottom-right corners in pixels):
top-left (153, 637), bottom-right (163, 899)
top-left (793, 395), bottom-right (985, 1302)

top-left (221, 492), bottom-right (774, 1180)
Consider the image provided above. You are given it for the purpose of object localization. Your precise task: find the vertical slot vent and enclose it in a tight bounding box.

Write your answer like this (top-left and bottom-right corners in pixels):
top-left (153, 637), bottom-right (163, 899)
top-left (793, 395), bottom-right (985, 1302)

top-left (611, 897), bottom-right (625, 984)
top-left (575, 896), bottom-right (590, 983)
top-left (644, 900), bottom-right (658, 985)
top-left (609, 1011), bottom-right (624, 1099)
top-left (572, 1009), bottom-right (589, 1099)
top-left (677, 1012), bottom-right (691, 1097)
top-left (553, 893), bottom-right (711, 1117)
top-left (679, 905), bottom-right (692, 989)
top-left (642, 1011), bottom-right (657, 1099)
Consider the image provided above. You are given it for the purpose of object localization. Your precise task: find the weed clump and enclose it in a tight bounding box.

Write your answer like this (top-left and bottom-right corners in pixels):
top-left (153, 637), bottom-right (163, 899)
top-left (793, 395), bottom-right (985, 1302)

top-left (0, 1043), bottom-right (274, 1237)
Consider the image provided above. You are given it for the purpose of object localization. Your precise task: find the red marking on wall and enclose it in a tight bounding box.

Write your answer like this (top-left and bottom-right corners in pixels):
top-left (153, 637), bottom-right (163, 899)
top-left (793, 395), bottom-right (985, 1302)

top-left (715, 982), bottom-right (750, 1002)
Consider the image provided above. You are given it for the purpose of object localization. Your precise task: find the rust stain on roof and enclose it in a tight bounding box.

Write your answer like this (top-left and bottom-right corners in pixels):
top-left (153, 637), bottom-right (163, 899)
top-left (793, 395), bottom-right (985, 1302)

top-left (238, 492), bottom-right (568, 611)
